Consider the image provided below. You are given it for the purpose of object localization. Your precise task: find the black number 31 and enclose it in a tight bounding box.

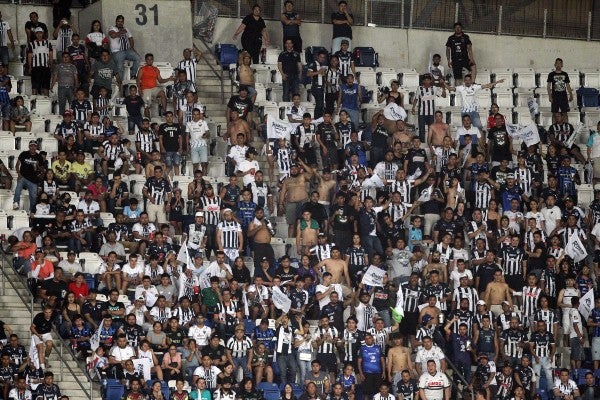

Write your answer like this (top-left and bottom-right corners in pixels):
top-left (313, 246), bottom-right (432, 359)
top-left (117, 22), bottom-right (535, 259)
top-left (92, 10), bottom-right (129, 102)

top-left (135, 4), bottom-right (158, 26)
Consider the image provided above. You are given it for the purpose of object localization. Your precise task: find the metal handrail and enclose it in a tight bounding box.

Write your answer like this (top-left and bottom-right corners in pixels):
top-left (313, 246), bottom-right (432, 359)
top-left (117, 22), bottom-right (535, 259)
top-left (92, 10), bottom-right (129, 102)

top-left (0, 252), bottom-right (95, 400)
top-left (444, 356), bottom-right (475, 400)
top-left (195, 36), bottom-right (226, 104)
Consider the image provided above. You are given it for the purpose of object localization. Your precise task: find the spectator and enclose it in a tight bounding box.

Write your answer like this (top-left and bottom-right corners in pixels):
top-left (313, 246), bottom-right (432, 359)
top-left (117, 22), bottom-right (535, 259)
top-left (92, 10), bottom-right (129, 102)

top-left (90, 49), bottom-right (120, 99)
top-left (331, 1), bottom-right (353, 53)
top-left (33, 372), bottom-right (61, 400)
top-left (30, 307), bottom-right (55, 371)
top-left (277, 39), bottom-right (302, 102)
top-left (137, 53), bottom-right (174, 117)
top-left (108, 15), bottom-right (140, 81)
top-left (233, 5), bottom-right (269, 64)
top-left (51, 53), bottom-right (79, 115)
top-left (445, 22), bottom-right (477, 83)
top-left (547, 58), bottom-right (574, 113)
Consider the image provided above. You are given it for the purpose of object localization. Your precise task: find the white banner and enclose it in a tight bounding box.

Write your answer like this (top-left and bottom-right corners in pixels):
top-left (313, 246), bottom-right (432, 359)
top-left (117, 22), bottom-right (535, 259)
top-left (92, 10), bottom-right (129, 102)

top-left (527, 96), bottom-right (539, 118)
top-left (566, 123), bottom-right (585, 149)
top-left (383, 103), bottom-right (407, 121)
top-left (361, 265), bottom-right (386, 287)
top-left (177, 241), bottom-right (192, 266)
top-left (266, 116), bottom-right (295, 140)
top-left (506, 123), bottom-right (540, 147)
top-left (133, 358), bottom-right (152, 381)
top-left (565, 233), bottom-right (588, 263)
top-left (417, 186), bottom-right (433, 202)
top-left (90, 327), bottom-right (102, 351)
top-left (271, 286), bottom-right (291, 313)
top-left (29, 336), bottom-right (40, 369)
top-left (579, 290), bottom-right (594, 321)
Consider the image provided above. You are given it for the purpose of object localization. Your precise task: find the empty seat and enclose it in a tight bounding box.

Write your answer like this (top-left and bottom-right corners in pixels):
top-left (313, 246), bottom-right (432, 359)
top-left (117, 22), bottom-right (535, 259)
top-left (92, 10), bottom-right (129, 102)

top-left (172, 175), bottom-right (194, 190)
top-left (514, 68), bottom-right (537, 89)
top-left (32, 97), bottom-right (52, 115)
top-left (536, 92), bottom-right (552, 110)
top-left (356, 67), bottom-right (377, 87)
top-left (492, 68), bottom-right (514, 87)
top-left (584, 111), bottom-right (600, 127)
top-left (494, 87), bottom-right (514, 108)
top-left (7, 210), bottom-right (29, 229)
top-left (515, 88), bottom-right (536, 107)
top-left (582, 68), bottom-right (600, 88)
top-left (253, 64), bottom-right (272, 84)
top-left (376, 68), bottom-right (399, 86)
top-left (264, 47), bottom-right (281, 65)
top-left (562, 68), bottom-right (581, 87)
top-left (400, 69), bottom-right (419, 88)
top-left (475, 88), bottom-right (492, 108)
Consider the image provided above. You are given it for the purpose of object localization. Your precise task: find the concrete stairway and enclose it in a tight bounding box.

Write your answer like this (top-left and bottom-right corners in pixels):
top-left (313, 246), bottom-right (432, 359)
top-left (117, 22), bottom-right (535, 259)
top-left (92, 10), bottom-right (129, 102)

top-left (0, 262), bottom-right (101, 400)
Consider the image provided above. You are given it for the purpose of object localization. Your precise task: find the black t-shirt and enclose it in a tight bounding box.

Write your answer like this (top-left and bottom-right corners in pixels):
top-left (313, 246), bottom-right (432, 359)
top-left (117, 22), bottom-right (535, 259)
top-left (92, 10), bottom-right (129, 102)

top-left (17, 151), bottom-right (44, 183)
top-left (1, 345), bottom-right (27, 366)
top-left (41, 279), bottom-right (68, 301)
top-left (32, 313), bottom-right (53, 334)
top-left (46, 220), bottom-right (70, 237)
top-left (123, 95), bottom-right (144, 117)
top-left (25, 21), bottom-right (48, 42)
top-left (82, 300), bottom-right (104, 324)
top-left (331, 12), bottom-right (353, 39)
top-left (317, 123), bottom-right (336, 146)
top-left (165, 327), bottom-right (186, 347)
top-left (487, 127), bottom-right (512, 162)
top-left (159, 123), bottom-right (181, 152)
top-left (102, 301), bottom-right (125, 320)
top-left (445, 33), bottom-right (472, 61)
top-left (277, 50), bottom-right (301, 76)
top-left (34, 384), bottom-right (61, 400)
top-left (331, 204), bottom-right (355, 231)
top-left (227, 95), bottom-right (253, 119)
top-left (107, 180), bottom-right (129, 200)
top-left (547, 71), bottom-right (570, 95)
top-left (122, 323), bottom-right (145, 348)
top-left (241, 14), bottom-right (266, 40)
top-left (201, 344), bottom-right (227, 361)
top-left (231, 266), bottom-right (251, 285)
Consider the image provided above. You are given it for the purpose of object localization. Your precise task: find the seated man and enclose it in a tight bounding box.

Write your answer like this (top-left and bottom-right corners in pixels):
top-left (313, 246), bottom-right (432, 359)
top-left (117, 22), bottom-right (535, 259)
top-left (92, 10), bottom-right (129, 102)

top-left (136, 53), bottom-right (175, 117)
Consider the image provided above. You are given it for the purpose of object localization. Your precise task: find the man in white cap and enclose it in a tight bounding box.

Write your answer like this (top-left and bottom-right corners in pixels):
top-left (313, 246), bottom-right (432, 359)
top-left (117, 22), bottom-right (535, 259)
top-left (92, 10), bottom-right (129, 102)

top-left (184, 211), bottom-right (207, 259)
top-left (216, 208), bottom-right (243, 263)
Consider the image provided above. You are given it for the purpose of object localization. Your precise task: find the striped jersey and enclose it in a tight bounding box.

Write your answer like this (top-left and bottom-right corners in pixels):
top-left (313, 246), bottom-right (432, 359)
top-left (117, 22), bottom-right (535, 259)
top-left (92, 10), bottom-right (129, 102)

top-left (452, 287), bottom-right (479, 313)
top-left (334, 50), bottom-right (353, 78)
top-left (136, 131), bottom-right (157, 153)
top-left (388, 202), bottom-right (411, 224)
top-left (473, 181), bottom-right (493, 210)
top-left (274, 325), bottom-right (294, 354)
top-left (500, 328), bottom-right (528, 358)
top-left (313, 326), bottom-right (339, 353)
top-left (173, 306), bottom-right (195, 326)
top-left (422, 283), bottom-right (451, 311)
top-left (310, 243), bottom-right (335, 262)
top-left (399, 282), bottom-right (421, 312)
top-left (177, 57), bottom-right (198, 83)
top-left (325, 67), bottom-right (340, 94)
top-left (533, 309), bottom-right (558, 333)
top-left (103, 141), bottom-right (123, 161)
top-left (345, 246), bottom-right (367, 269)
top-left (226, 336), bottom-right (253, 358)
top-left (217, 220), bottom-right (242, 249)
top-left (415, 86), bottom-right (442, 116)
top-left (515, 166), bottom-right (533, 196)
top-left (530, 330), bottom-right (554, 357)
top-left (521, 285), bottom-right (542, 317)
top-left (200, 196), bottom-right (222, 226)
top-left (335, 121), bottom-right (355, 149)
top-left (390, 179), bottom-right (414, 203)
top-left (342, 329), bottom-right (365, 362)
top-left (28, 40), bottom-right (52, 67)
top-left (144, 177), bottom-right (171, 204)
top-left (368, 326), bottom-right (394, 353)
top-left (500, 245), bottom-right (526, 275)
top-left (83, 122), bottom-right (104, 138)
top-left (71, 100), bottom-right (93, 124)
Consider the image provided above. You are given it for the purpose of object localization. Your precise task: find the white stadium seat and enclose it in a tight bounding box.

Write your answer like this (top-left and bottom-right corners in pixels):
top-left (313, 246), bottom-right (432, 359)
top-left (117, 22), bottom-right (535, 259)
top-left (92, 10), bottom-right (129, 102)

top-left (514, 68), bottom-right (537, 89)
top-left (400, 69), bottom-right (419, 88)
top-left (582, 68), bottom-right (600, 88)
top-left (356, 67), bottom-right (377, 87)
top-left (492, 68), bottom-right (514, 87)
top-left (494, 87), bottom-right (514, 108)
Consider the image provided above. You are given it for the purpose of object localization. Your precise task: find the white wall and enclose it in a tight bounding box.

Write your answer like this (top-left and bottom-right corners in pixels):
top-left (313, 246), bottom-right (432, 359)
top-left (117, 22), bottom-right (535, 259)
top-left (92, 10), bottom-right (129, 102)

top-left (213, 16), bottom-right (599, 74)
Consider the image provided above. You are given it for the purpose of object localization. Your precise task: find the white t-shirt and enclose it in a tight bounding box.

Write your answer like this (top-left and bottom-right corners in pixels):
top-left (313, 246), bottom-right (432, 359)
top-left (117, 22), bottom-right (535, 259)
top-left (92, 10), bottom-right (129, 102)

top-left (237, 159), bottom-right (260, 185)
top-left (315, 283), bottom-right (343, 309)
top-left (450, 269), bottom-right (473, 289)
top-left (108, 26), bottom-right (132, 53)
top-left (553, 378), bottom-right (579, 396)
top-left (58, 260), bottom-right (82, 275)
top-left (121, 263), bottom-right (143, 278)
top-left (188, 325), bottom-right (212, 347)
top-left (568, 308), bottom-right (583, 339)
top-left (186, 119), bottom-right (210, 147)
top-left (77, 200), bottom-right (100, 215)
top-left (109, 344), bottom-right (136, 361)
top-left (541, 206), bottom-right (561, 236)
top-left (125, 304), bottom-right (147, 326)
top-left (228, 145), bottom-right (248, 167)
top-left (456, 126), bottom-right (480, 143)
top-left (456, 84), bottom-right (482, 112)
top-left (525, 211), bottom-right (545, 230)
top-left (132, 222), bottom-right (157, 240)
top-left (591, 222), bottom-right (600, 250)
top-left (383, 102), bottom-right (407, 121)
top-left (415, 345), bottom-right (446, 372)
top-left (418, 371), bottom-right (450, 400)
top-left (203, 262), bottom-right (233, 281)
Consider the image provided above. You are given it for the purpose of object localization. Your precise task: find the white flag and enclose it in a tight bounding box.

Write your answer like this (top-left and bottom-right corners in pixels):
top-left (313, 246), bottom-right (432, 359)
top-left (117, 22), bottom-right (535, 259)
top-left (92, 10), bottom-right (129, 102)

top-left (177, 241), bottom-right (192, 266)
top-left (383, 102), bottom-right (407, 121)
top-left (505, 123), bottom-right (522, 138)
top-left (271, 286), bottom-right (291, 313)
top-left (133, 358), bottom-right (152, 381)
top-left (266, 116), bottom-right (295, 140)
top-left (90, 327), bottom-right (102, 351)
top-left (521, 124), bottom-right (541, 147)
top-left (578, 290), bottom-right (594, 320)
top-left (565, 233), bottom-right (588, 263)
top-left (566, 123), bottom-right (585, 149)
top-left (417, 186), bottom-right (433, 202)
top-left (361, 265), bottom-right (386, 287)
top-left (29, 336), bottom-right (40, 369)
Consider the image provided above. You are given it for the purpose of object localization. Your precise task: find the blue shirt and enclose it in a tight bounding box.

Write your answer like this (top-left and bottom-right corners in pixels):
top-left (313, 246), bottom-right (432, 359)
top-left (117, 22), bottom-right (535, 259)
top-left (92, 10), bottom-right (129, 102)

top-left (0, 75), bottom-right (10, 105)
top-left (500, 184), bottom-right (523, 212)
top-left (591, 308), bottom-right (600, 338)
top-left (450, 333), bottom-right (472, 363)
top-left (340, 83), bottom-right (359, 110)
top-left (237, 201), bottom-right (256, 228)
top-left (359, 343), bottom-right (382, 373)
top-left (253, 327), bottom-right (276, 352)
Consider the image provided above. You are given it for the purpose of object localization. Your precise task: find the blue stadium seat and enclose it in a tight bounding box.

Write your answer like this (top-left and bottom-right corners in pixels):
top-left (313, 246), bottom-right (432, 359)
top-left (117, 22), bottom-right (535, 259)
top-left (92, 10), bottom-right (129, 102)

top-left (263, 391), bottom-right (279, 400)
top-left (536, 389), bottom-right (548, 400)
top-left (244, 319), bottom-right (256, 335)
top-left (106, 381), bottom-right (124, 400)
top-left (257, 382), bottom-right (279, 393)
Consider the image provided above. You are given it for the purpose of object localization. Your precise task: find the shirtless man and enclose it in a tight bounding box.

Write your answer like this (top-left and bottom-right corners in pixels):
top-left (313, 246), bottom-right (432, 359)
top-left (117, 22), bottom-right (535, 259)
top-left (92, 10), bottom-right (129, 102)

top-left (296, 210), bottom-right (319, 257)
top-left (238, 51), bottom-right (257, 104)
top-left (314, 169), bottom-right (337, 206)
top-left (428, 110), bottom-right (451, 151)
top-left (315, 246), bottom-right (352, 298)
top-left (226, 110), bottom-right (251, 145)
top-left (391, 120), bottom-right (411, 146)
top-left (483, 269), bottom-right (512, 317)
top-left (247, 207), bottom-right (275, 268)
top-left (145, 150), bottom-right (167, 178)
top-left (387, 334), bottom-right (415, 386)
top-left (418, 295), bottom-right (442, 325)
top-left (279, 161), bottom-right (312, 237)
top-left (422, 251), bottom-right (448, 284)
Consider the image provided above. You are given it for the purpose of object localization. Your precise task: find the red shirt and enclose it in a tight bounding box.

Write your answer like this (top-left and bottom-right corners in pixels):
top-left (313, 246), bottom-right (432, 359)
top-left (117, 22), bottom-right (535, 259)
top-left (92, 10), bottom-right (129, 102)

top-left (68, 281), bottom-right (89, 298)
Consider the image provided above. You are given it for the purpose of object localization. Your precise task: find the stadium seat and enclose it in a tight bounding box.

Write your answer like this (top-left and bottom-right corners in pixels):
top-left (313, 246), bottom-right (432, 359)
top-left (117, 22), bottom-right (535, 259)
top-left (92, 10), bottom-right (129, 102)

top-left (566, 111), bottom-right (582, 124)
top-left (106, 381), bottom-right (125, 400)
top-left (577, 184), bottom-right (594, 209)
top-left (536, 92), bottom-right (552, 110)
top-left (376, 68), bottom-right (399, 86)
top-left (515, 88), bottom-right (536, 107)
top-left (539, 111), bottom-right (553, 127)
top-left (400, 68), bottom-right (419, 88)
top-left (514, 68), bottom-right (537, 89)
top-left (31, 97), bottom-right (52, 115)
top-left (263, 47), bottom-right (280, 65)
top-left (7, 210), bottom-right (29, 230)
top-left (562, 68), bottom-right (581, 87)
top-left (492, 68), bottom-right (514, 87)
top-left (254, 64), bottom-right (272, 84)
top-left (494, 87), bottom-right (514, 108)
top-left (258, 101), bottom-right (279, 119)
top-left (0, 133), bottom-right (15, 151)
top-left (356, 67), bottom-right (377, 87)
top-left (172, 175), bottom-right (194, 191)
top-left (584, 110), bottom-right (600, 127)
top-left (254, 83), bottom-right (268, 103)
top-left (581, 68), bottom-right (600, 88)
top-left (514, 107), bottom-right (534, 125)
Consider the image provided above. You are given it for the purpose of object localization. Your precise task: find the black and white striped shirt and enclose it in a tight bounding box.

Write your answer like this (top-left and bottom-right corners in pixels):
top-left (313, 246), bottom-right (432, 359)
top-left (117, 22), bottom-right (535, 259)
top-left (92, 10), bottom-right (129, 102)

top-left (274, 325), bottom-right (294, 354)
top-left (474, 181), bottom-right (493, 210)
top-left (500, 246), bottom-right (525, 276)
top-left (28, 40), bottom-right (52, 68)
top-left (177, 57), bottom-right (198, 83)
top-left (335, 51), bottom-right (353, 78)
top-left (521, 285), bottom-right (542, 317)
top-left (390, 180), bottom-right (413, 203)
top-left (217, 220), bottom-right (242, 249)
top-left (200, 196), bottom-right (221, 226)
top-left (95, 96), bottom-right (110, 117)
top-left (72, 100), bottom-right (93, 124)
top-left (84, 122), bottom-right (104, 138)
top-left (336, 121), bottom-right (355, 149)
top-left (144, 177), bottom-right (171, 204)
top-left (345, 246), bottom-right (367, 269)
top-left (530, 331), bottom-right (554, 358)
top-left (275, 147), bottom-right (292, 178)
top-left (136, 131), bottom-right (156, 153)
top-left (533, 309), bottom-right (558, 333)
top-left (310, 243), bottom-right (335, 263)
top-left (500, 328), bottom-right (527, 358)
top-left (452, 287), bottom-right (479, 313)
top-left (226, 336), bottom-right (253, 358)
top-left (103, 141), bottom-right (123, 161)
top-left (247, 182), bottom-right (270, 209)
top-left (400, 282), bottom-right (421, 313)
top-left (388, 202), bottom-right (410, 224)
top-left (325, 67), bottom-right (340, 94)
top-left (342, 329), bottom-right (365, 363)
top-left (174, 306), bottom-right (195, 326)
top-left (314, 326), bottom-right (338, 354)
top-left (415, 86), bottom-right (441, 116)
top-left (560, 227), bottom-right (587, 250)
top-left (516, 167), bottom-right (533, 196)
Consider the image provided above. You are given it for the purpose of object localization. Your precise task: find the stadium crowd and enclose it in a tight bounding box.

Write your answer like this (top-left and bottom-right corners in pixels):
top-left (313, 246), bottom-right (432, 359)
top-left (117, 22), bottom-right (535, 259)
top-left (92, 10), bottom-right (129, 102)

top-left (0, 1), bottom-right (600, 400)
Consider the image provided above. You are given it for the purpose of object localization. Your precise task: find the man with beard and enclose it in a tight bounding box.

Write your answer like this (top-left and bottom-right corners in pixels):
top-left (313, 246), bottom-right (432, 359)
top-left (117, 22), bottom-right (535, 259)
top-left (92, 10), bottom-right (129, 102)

top-left (301, 191), bottom-right (328, 233)
top-left (248, 207), bottom-right (275, 271)
top-left (329, 193), bottom-right (355, 253)
top-left (118, 313), bottom-right (145, 349)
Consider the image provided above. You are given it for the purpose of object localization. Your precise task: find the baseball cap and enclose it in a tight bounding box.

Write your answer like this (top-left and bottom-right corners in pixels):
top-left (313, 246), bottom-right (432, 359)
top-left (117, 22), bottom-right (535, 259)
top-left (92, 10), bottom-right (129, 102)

top-left (502, 300), bottom-right (511, 306)
top-left (194, 253), bottom-right (203, 259)
top-left (476, 300), bottom-right (486, 306)
top-left (247, 285), bottom-right (257, 293)
top-left (261, 257), bottom-right (269, 262)
top-left (34, 27), bottom-right (44, 33)
top-left (67, 250), bottom-right (76, 256)
top-left (478, 353), bottom-right (489, 359)
top-left (29, 140), bottom-right (38, 146)
top-left (195, 211), bottom-right (204, 217)
top-left (564, 196), bottom-right (574, 202)
top-left (136, 296), bottom-right (144, 301)
top-left (318, 233), bottom-right (326, 237)
top-left (422, 315), bottom-right (433, 324)
top-left (246, 147), bottom-right (258, 155)
top-left (222, 208), bottom-right (232, 214)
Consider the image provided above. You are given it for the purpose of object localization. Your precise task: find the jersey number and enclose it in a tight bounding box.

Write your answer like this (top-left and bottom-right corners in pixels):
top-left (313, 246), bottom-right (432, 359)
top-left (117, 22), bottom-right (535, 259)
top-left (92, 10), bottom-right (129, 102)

top-left (135, 4), bottom-right (159, 26)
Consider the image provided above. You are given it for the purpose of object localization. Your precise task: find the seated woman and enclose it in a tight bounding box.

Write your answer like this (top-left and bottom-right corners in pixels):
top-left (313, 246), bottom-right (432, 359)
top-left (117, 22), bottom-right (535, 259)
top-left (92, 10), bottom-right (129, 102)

top-left (138, 339), bottom-right (164, 381)
top-left (161, 344), bottom-right (183, 381)
top-left (250, 342), bottom-right (273, 385)
top-left (9, 96), bottom-right (32, 133)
